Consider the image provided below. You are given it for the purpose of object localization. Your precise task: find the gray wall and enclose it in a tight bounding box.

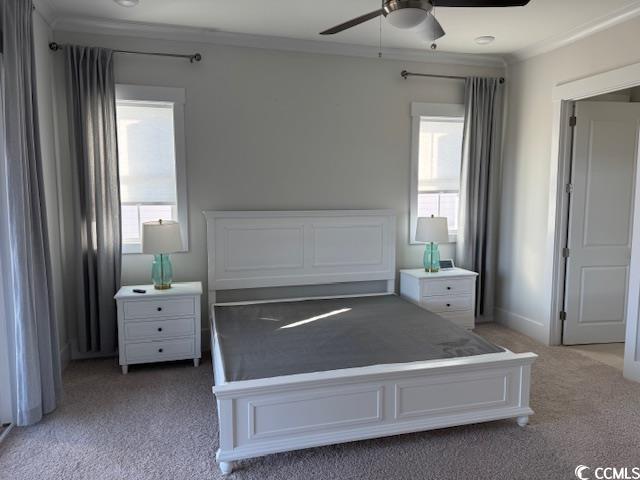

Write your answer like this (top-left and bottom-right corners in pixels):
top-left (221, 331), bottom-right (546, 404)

top-left (497, 15), bottom-right (640, 344)
top-left (51, 30), bottom-right (503, 350)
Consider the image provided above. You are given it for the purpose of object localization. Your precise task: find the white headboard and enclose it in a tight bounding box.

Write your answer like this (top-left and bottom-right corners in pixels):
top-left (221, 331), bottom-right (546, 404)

top-left (203, 210), bottom-right (396, 301)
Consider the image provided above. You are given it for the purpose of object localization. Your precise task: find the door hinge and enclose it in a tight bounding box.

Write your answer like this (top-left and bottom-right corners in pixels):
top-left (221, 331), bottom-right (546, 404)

top-left (565, 183), bottom-right (573, 194)
top-left (569, 115), bottom-right (577, 127)
top-left (559, 311), bottom-right (567, 321)
top-left (562, 247), bottom-right (570, 258)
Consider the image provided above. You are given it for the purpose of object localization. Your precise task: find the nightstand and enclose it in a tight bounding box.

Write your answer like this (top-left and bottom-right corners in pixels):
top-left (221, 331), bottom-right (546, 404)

top-left (115, 282), bottom-right (202, 374)
top-left (400, 268), bottom-right (478, 330)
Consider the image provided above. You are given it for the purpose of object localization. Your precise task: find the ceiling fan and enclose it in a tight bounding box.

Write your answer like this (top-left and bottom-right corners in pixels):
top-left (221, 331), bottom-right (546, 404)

top-left (320, 0), bottom-right (531, 44)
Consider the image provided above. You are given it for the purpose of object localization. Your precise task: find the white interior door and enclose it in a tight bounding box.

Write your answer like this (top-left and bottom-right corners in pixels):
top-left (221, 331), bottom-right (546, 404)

top-left (563, 101), bottom-right (640, 345)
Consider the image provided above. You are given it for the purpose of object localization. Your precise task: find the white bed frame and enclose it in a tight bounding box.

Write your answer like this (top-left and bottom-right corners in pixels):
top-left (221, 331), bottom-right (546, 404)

top-left (204, 210), bottom-right (536, 475)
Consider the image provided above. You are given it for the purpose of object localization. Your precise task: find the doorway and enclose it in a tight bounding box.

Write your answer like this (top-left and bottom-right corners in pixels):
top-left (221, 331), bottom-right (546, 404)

top-left (560, 89), bottom-right (640, 354)
top-left (547, 63), bottom-right (640, 381)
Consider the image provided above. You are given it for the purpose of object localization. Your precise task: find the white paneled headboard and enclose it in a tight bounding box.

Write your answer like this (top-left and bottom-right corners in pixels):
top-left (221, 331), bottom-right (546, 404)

top-left (203, 210), bottom-right (396, 301)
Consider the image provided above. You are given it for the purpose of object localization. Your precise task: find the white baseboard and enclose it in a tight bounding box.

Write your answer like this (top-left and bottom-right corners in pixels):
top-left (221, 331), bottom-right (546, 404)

top-left (494, 307), bottom-right (549, 345)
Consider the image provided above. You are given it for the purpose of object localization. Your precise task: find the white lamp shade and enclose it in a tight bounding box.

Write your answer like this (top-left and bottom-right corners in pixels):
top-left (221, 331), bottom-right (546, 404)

top-left (416, 216), bottom-right (449, 243)
top-left (142, 220), bottom-right (183, 254)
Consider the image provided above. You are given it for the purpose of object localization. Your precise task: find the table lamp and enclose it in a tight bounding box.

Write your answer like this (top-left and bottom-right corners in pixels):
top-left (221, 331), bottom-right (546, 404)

top-left (415, 216), bottom-right (449, 273)
top-left (142, 219), bottom-right (183, 289)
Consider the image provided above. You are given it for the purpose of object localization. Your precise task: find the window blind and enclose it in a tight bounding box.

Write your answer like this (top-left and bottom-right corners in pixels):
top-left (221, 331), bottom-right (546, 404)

top-left (116, 101), bottom-right (177, 204)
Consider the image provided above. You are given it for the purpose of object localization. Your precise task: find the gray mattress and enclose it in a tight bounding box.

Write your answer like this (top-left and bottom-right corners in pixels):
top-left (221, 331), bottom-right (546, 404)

top-left (213, 294), bottom-right (504, 382)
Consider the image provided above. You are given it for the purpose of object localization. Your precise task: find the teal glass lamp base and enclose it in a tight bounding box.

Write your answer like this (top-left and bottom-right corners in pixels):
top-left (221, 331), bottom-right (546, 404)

top-left (151, 253), bottom-right (174, 289)
top-left (423, 242), bottom-right (441, 273)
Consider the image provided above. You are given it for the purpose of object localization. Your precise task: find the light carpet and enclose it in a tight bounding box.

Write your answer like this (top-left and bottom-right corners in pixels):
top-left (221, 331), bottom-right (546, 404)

top-left (566, 343), bottom-right (625, 371)
top-left (1, 323), bottom-right (639, 480)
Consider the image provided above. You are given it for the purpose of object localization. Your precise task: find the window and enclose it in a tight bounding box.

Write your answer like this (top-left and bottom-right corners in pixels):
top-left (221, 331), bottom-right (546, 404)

top-left (115, 85), bottom-right (188, 253)
top-left (410, 103), bottom-right (464, 243)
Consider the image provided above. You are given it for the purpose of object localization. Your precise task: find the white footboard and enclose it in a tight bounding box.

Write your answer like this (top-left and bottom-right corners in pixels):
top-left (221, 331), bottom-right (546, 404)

top-left (213, 351), bottom-right (536, 471)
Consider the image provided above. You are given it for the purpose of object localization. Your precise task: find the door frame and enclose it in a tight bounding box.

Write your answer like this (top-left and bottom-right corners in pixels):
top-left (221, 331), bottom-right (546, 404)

top-left (546, 61), bottom-right (640, 382)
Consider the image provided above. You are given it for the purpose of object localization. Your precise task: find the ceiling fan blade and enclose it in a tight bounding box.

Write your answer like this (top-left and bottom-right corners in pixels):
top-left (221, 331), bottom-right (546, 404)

top-left (432, 0), bottom-right (530, 6)
top-left (320, 9), bottom-right (384, 35)
top-left (421, 14), bottom-right (445, 41)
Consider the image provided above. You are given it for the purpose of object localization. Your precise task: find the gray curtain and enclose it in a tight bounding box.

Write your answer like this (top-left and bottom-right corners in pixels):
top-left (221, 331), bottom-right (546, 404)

top-left (0, 0), bottom-right (62, 426)
top-left (456, 77), bottom-right (504, 317)
top-left (65, 46), bottom-right (121, 356)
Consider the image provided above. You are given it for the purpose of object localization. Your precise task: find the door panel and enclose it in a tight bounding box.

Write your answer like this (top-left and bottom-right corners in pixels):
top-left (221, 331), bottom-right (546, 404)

top-left (563, 102), bottom-right (640, 345)
top-left (578, 266), bottom-right (628, 325)
top-left (583, 120), bottom-right (636, 246)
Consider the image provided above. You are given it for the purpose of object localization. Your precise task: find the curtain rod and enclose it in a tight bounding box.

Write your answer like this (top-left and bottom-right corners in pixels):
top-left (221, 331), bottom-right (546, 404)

top-left (48, 42), bottom-right (202, 63)
top-left (401, 70), bottom-right (505, 84)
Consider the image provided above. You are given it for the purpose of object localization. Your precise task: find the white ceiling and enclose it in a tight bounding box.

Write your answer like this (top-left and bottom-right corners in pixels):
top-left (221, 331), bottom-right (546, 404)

top-left (44, 0), bottom-right (640, 56)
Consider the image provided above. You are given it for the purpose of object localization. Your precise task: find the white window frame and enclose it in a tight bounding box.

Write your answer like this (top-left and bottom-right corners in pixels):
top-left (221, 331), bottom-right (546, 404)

top-left (409, 102), bottom-right (465, 245)
top-left (115, 84), bottom-right (189, 254)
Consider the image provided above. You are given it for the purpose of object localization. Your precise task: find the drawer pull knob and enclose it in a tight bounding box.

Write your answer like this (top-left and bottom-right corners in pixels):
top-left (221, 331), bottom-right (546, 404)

top-left (157, 307), bottom-right (162, 312)
top-left (446, 303), bottom-right (451, 307)
top-left (157, 327), bottom-right (163, 332)
top-left (446, 286), bottom-right (452, 290)
top-left (158, 348), bottom-right (163, 353)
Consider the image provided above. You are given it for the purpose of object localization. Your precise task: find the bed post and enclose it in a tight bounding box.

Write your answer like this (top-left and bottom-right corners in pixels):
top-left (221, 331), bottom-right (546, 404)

top-left (388, 215), bottom-right (396, 294)
top-left (203, 212), bottom-right (216, 306)
top-left (219, 461), bottom-right (233, 475)
top-left (516, 363), bottom-right (532, 427)
top-left (216, 396), bottom-right (236, 474)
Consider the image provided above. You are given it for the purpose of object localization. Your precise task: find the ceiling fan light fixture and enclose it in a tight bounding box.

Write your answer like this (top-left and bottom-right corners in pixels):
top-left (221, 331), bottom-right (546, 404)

top-left (386, 8), bottom-right (428, 29)
top-left (420, 13), bottom-right (446, 41)
top-left (475, 35), bottom-right (495, 45)
top-left (113, 0), bottom-right (139, 7)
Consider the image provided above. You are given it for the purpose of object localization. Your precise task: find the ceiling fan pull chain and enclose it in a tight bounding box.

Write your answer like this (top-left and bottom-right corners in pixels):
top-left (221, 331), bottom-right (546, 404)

top-left (378, 14), bottom-right (383, 58)
top-left (431, 5), bottom-right (438, 50)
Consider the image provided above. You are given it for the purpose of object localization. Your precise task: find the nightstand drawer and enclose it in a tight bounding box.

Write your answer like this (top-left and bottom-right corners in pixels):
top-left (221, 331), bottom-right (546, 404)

top-left (124, 317), bottom-right (195, 341)
top-left (125, 338), bottom-right (195, 363)
top-left (123, 297), bottom-right (195, 320)
top-left (422, 295), bottom-right (473, 313)
top-left (421, 278), bottom-right (475, 297)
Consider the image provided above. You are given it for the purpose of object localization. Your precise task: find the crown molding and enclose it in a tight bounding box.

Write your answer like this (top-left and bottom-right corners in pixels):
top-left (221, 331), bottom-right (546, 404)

top-left (37, 2), bottom-right (640, 68)
top-left (50, 15), bottom-right (506, 69)
top-left (507, 1), bottom-right (640, 63)
top-left (32, 0), bottom-right (57, 26)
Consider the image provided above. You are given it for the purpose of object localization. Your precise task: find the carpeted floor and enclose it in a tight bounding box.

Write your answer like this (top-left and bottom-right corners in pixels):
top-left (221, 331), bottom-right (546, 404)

top-left (1, 323), bottom-right (639, 480)
top-left (566, 343), bottom-right (625, 371)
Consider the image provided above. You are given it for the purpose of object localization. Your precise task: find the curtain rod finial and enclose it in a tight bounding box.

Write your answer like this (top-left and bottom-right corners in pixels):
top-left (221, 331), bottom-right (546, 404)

top-left (401, 70), bottom-right (408, 79)
top-left (190, 53), bottom-right (202, 63)
top-left (49, 42), bottom-right (60, 52)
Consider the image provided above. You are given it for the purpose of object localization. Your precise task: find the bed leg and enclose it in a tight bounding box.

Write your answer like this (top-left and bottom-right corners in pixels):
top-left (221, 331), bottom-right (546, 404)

top-left (516, 415), bottom-right (529, 427)
top-left (219, 461), bottom-right (233, 475)
top-left (193, 358), bottom-right (200, 367)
